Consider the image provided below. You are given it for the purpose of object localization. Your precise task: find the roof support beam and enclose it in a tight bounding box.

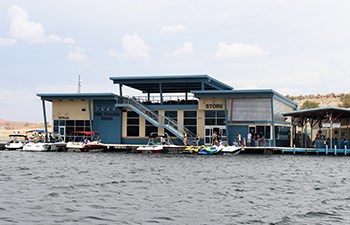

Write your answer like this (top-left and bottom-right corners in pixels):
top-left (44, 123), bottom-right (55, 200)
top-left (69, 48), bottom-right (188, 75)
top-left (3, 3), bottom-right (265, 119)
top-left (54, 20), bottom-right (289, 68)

top-left (270, 96), bottom-right (275, 147)
top-left (159, 82), bottom-right (163, 105)
top-left (41, 100), bottom-right (49, 143)
top-left (119, 84), bottom-right (123, 96)
top-left (88, 100), bottom-right (93, 131)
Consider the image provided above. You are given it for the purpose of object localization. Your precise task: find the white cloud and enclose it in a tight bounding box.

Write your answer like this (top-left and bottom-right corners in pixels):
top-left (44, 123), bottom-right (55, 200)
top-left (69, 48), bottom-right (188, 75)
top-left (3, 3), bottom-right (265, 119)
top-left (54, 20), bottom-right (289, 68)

top-left (8, 5), bottom-right (46, 43)
top-left (216, 42), bottom-right (268, 59)
top-left (47, 35), bottom-right (76, 44)
top-left (67, 47), bottom-right (86, 63)
top-left (160, 24), bottom-right (186, 33)
top-left (103, 48), bottom-right (118, 57)
top-left (107, 34), bottom-right (151, 60)
top-left (165, 42), bottom-right (194, 57)
top-left (0, 37), bottom-right (16, 46)
top-left (7, 5), bottom-right (75, 45)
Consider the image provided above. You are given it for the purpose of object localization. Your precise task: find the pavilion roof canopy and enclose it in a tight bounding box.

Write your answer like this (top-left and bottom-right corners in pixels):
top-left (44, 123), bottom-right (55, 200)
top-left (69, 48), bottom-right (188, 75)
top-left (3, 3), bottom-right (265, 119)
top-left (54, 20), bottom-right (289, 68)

top-left (109, 74), bottom-right (233, 93)
top-left (282, 106), bottom-right (350, 120)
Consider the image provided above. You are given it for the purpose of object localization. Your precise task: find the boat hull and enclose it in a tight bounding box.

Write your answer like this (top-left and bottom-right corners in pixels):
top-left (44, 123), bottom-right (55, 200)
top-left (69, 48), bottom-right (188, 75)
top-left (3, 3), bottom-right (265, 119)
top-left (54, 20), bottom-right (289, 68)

top-left (23, 142), bottom-right (66, 152)
top-left (5, 143), bottom-right (24, 151)
top-left (66, 141), bottom-right (106, 152)
top-left (221, 146), bottom-right (241, 155)
top-left (136, 145), bottom-right (163, 153)
top-left (197, 146), bottom-right (222, 155)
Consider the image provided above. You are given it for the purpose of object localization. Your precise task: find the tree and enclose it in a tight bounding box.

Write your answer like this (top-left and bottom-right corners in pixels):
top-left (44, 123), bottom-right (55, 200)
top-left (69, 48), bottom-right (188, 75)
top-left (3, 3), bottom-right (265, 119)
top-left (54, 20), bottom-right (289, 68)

top-left (300, 100), bottom-right (320, 110)
top-left (339, 94), bottom-right (350, 108)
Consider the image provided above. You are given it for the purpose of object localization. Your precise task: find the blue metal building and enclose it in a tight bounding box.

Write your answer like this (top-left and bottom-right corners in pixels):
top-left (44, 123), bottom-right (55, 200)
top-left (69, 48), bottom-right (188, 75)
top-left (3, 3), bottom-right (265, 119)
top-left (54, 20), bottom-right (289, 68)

top-left (37, 75), bottom-right (297, 146)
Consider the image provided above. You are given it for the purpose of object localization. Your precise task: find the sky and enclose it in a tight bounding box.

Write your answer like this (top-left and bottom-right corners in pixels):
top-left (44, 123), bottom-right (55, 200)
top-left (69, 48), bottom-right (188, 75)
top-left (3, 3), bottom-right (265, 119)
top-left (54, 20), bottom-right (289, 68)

top-left (1, 0), bottom-right (350, 122)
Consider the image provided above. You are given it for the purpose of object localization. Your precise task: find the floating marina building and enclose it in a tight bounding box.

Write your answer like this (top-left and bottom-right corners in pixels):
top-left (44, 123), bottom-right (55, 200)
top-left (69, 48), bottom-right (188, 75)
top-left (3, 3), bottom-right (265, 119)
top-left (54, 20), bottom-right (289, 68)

top-left (37, 75), bottom-right (297, 146)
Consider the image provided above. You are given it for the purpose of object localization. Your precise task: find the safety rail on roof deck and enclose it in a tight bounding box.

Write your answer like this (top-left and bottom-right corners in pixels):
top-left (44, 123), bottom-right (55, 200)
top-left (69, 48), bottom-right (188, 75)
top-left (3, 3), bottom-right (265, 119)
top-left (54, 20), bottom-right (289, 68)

top-left (132, 95), bottom-right (199, 105)
top-left (116, 96), bottom-right (196, 142)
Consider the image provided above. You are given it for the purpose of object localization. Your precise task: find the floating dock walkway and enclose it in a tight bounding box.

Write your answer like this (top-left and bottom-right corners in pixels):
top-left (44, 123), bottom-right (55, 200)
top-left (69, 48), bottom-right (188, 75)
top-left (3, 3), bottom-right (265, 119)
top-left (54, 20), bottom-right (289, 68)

top-left (241, 146), bottom-right (350, 156)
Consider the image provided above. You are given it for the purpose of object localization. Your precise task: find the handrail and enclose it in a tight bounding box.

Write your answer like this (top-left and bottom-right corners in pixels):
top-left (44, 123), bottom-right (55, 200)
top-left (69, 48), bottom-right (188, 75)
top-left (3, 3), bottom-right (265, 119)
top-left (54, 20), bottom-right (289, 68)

top-left (118, 96), bottom-right (196, 140)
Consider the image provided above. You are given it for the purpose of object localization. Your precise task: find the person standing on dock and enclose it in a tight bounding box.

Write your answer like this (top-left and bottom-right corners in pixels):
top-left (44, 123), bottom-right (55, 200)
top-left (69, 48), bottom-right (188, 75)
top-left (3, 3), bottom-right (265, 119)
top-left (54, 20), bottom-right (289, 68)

top-left (247, 132), bottom-right (252, 146)
top-left (261, 135), bottom-right (265, 147)
top-left (183, 131), bottom-right (187, 146)
top-left (236, 132), bottom-right (242, 146)
top-left (255, 134), bottom-right (260, 147)
top-left (195, 134), bottom-right (200, 146)
top-left (212, 132), bottom-right (218, 146)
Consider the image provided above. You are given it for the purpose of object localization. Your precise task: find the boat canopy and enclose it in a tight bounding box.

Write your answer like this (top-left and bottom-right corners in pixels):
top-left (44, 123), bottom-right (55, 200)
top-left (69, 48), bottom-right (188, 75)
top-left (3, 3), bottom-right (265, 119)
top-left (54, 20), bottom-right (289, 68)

top-left (26, 129), bottom-right (45, 133)
top-left (9, 134), bottom-right (27, 137)
top-left (149, 132), bottom-right (169, 138)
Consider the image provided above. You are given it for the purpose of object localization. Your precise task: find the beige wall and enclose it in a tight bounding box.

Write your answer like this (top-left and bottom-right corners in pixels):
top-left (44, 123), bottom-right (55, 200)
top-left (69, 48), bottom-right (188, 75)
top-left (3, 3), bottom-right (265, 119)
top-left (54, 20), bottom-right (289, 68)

top-left (197, 110), bottom-right (205, 138)
top-left (52, 100), bottom-right (92, 120)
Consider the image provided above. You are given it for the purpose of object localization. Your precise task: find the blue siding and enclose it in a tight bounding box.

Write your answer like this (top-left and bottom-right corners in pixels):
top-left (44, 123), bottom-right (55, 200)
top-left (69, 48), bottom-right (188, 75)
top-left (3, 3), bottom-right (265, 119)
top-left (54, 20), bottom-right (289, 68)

top-left (227, 125), bottom-right (248, 145)
top-left (93, 100), bottom-right (122, 144)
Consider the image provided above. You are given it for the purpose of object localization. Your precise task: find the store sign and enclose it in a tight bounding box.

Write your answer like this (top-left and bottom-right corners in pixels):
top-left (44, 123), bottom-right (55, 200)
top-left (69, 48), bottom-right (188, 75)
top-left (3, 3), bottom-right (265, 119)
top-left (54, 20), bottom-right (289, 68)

top-left (58, 116), bottom-right (70, 120)
top-left (199, 98), bottom-right (224, 110)
top-left (95, 112), bottom-right (119, 120)
top-left (205, 103), bottom-right (223, 109)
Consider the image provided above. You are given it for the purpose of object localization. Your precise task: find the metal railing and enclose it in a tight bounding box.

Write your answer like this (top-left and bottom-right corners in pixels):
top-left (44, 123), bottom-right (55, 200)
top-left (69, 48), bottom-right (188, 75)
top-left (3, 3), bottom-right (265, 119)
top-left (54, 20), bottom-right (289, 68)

top-left (117, 96), bottom-right (196, 142)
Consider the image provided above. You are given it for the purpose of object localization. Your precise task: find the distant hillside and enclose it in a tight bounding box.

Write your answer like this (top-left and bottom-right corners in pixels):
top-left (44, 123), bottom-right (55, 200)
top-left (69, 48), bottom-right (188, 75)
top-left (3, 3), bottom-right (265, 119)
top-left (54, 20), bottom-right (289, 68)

top-left (0, 119), bottom-right (50, 141)
top-left (286, 93), bottom-right (346, 108)
top-left (0, 119), bottom-right (43, 128)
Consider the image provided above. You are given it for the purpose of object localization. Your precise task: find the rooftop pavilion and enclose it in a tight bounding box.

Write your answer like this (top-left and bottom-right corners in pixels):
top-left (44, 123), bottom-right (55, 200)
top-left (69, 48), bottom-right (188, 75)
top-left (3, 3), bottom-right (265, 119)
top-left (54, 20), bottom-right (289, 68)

top-left (110, 74), bottom-right (234, 105)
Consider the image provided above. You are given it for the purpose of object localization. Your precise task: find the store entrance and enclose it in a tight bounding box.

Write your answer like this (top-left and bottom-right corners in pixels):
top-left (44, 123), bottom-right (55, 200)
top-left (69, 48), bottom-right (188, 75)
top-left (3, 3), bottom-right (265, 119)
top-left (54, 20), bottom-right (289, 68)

top-left (59, 126), bottom-right (66, 142)
top-left (204, 126), bottom-right (226, 145)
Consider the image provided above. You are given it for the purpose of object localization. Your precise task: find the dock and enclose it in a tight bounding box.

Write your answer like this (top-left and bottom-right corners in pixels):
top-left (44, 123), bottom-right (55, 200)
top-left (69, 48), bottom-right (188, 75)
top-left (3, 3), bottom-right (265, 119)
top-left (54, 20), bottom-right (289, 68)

top-left (104, 144), bottom-right (186, 153)
top-left (0, 142), bottom-right (6, 150)
top-left (241, 146), bottom-right (350, 156)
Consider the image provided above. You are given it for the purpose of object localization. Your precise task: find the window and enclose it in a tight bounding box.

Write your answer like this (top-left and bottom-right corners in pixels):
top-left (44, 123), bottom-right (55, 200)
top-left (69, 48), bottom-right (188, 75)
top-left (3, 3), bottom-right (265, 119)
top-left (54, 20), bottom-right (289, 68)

top-left (164, 111), bottom-right (177, 137)
top-left (53, 119), bottom-right (92, 141)
top-left (257, 126), bottom-right (271, 139)
top-left (127, 111), bottom-right (139, 137)
top-left (205, 110), bottom-right (225, 126)
top-left (145, 120), bottom-right (158, 136)
top-left (165, 111), bottom-right (177, 121)
top-left (184, 111), bottom-right (197, 135)
top-left (144, 111), bottom-right (158, 136)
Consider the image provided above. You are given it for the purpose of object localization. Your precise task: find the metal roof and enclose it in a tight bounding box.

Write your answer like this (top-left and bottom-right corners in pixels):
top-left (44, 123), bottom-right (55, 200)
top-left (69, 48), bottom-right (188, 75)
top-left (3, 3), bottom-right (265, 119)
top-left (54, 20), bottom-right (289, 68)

top-left (37, 93), bottom-right (119, 101)
top-left (109, 75), bottom-right (233, 93)
top-left (282, 106), bottom-right (350, 119)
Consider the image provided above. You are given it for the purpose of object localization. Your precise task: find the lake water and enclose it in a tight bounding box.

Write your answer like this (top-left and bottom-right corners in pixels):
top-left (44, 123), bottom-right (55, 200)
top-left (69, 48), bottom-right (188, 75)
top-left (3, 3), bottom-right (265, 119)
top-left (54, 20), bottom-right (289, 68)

top-left (1, 151), bottom-right (350, 225)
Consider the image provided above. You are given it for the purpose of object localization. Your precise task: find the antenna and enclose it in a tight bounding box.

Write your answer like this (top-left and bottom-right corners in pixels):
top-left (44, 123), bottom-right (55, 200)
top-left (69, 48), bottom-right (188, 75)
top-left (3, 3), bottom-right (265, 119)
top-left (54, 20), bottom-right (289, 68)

top-left (77, 74), bottom-right (82, 93)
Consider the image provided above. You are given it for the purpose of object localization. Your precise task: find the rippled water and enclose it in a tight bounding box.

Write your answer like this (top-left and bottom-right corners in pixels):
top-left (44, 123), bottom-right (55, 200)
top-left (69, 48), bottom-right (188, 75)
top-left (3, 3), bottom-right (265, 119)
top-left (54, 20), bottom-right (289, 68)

top-left (1, 151), bottom-right (350, 225)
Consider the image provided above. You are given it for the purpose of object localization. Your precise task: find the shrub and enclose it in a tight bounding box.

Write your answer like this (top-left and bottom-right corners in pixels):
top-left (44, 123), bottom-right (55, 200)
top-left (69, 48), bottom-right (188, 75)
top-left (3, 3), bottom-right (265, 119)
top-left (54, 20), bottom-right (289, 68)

top-left (339, 94), bottom-right (350, 108)
top-left (300, 100), bottom-right (320, 110)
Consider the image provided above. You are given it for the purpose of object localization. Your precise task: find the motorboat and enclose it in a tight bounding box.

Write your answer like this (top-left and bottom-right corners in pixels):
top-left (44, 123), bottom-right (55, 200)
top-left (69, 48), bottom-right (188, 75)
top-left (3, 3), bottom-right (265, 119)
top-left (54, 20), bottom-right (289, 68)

top-left (23, 130), bottom-right (66, 152)
top-left (183, 145), bottom-right (201, 154)
top-left (197, 145), bottom-right (223, 155)
top-left (66, 131), bottom-right (106, 152)
top-left (221, 145), bottom-right (241, 155)
top-left (136, 132), bottom-right (178, 153)
top-left (5, 134), bottom-right (28, 150)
